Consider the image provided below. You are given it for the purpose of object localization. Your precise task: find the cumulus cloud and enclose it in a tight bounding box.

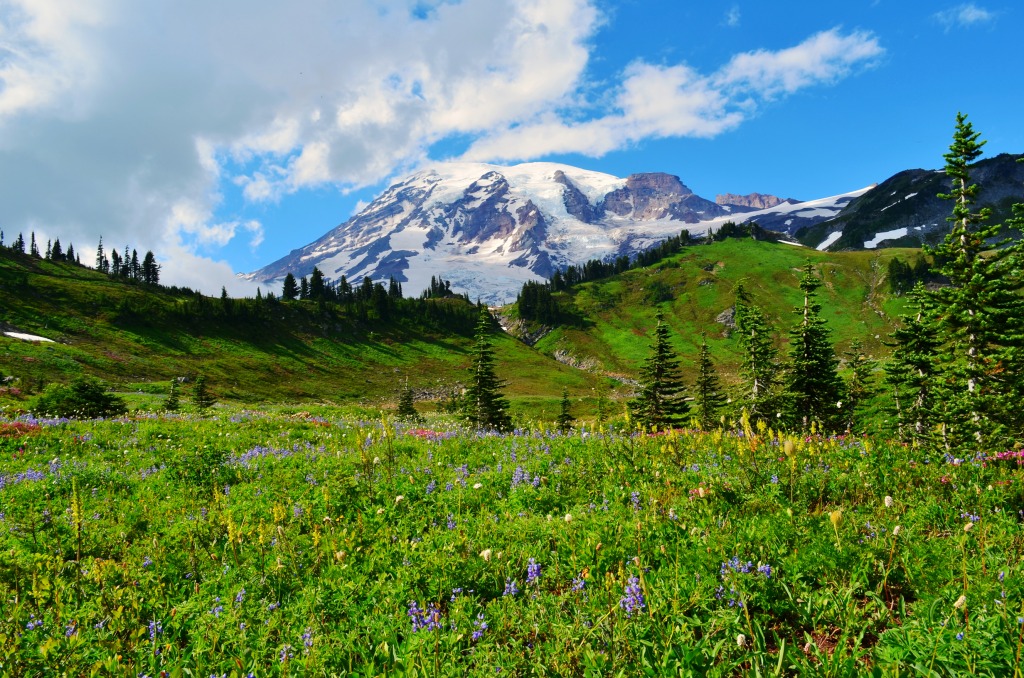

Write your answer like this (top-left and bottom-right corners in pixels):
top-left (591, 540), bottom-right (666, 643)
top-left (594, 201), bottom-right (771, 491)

top-left (464, 28), bottom-right (883, 162)
top-left (0, 1), bottom-right (881, 289)
top-left (934, 3), bottom-right (996, 30)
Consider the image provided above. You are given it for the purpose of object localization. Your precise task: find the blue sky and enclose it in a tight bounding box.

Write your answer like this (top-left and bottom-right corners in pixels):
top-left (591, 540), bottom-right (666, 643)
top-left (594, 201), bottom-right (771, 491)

top-left (0, 1), bottom-right (1020, 293)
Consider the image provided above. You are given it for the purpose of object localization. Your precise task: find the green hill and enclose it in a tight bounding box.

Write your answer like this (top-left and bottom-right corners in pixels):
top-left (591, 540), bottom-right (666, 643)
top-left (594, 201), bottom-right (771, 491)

top-left (521, 238), bottom-right (912, 388)
top-left (0, 250), bottom-right (598, 412)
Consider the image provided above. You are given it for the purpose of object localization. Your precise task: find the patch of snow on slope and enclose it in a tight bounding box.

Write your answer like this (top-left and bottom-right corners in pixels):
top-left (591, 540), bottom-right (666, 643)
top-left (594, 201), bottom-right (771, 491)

top-left (864, 227), bottom-right (909, 249)
top-left (4, 332), bottom-right (54, 343)
top-left (816, 231), bottom-right (844, 251)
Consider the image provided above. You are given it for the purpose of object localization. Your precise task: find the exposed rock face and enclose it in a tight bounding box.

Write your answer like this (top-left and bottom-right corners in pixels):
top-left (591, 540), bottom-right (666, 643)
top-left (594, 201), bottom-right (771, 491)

top-left (716, 192), bottom-right (788, 210)
top-left (601, 173), bottom-right (729, 222)
top-left (554, 170), bottom-right (602, 223)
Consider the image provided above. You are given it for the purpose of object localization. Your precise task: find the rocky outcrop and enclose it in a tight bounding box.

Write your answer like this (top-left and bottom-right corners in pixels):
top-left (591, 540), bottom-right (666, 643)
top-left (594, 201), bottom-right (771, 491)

top-left (716, 192), bottom-right (788, 210)
top-left (601, 173), bottom-right (728, 222)
top-left (554, 170), bottom-right (602, 223)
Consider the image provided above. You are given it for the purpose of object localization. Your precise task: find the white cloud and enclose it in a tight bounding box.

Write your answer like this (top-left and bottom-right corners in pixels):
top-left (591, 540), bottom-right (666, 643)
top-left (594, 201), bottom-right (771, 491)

top-left (934, 4), bottom-right (996, 29)
top-left (464, 28), bottom-right (883, 162)
top-left (0, 1), bottom-right (882, 286)
top-left (725, 6), bottom-right (741, 28)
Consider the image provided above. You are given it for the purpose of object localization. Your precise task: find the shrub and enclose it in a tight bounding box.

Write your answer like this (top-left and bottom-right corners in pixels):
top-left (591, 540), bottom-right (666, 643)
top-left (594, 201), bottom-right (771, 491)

top-left (30, 377), bottom-right (128, 418)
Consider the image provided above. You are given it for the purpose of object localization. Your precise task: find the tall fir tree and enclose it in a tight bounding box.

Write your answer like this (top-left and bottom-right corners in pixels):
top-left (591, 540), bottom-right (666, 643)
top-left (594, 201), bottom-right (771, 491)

top-left (165, 380), bottom-right (181, 412)
top-left (926, 113), bottom-right (1024, 448)
top-left (693, 334), bottom-right (727, 430)
top-left (282, 273), bottom-right (299, 300)
top-left (884, 283), bottom-right (942, 446)
top-left (396, 378), bottom-right (420, 422)
top-left (629, 311), bottom-right (689, 430)
top-left (30, 232), bottom-right (39, 257)
top-left (556, 388), bottom-right (576, 433)
top-left (463, 307), bottom-right (512, 431)
top-left (841, 339), bottom-right (877, 433)
top-left (786, 263), bottom-right (845, 431)
top-left (733, 282), bottom-right (782, 422)
top-left (12, 233), bottom-right (25, 254)
top-left (191, 375), bottom-right (215, 415)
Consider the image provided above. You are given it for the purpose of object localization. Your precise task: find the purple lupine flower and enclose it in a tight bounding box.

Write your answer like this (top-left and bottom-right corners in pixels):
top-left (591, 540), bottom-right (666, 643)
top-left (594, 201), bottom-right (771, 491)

top-left (503, 578), bottom-right (519, 597)
top-left (148, 619), bottom-right (162, 641)
top-left (571, 575), bottom-right (586, 592)
top-left (303, 627), bottom-right (313, 653)
top-left (234, 588), bottom-right (246, 606)
top-left (631, 492), bottom-right (641, 512)
top-left (210, 598), bottom-right (224, 617)
top-left (25, 615), bottom-right (42, 630)
top-left (425, 479), bottom-right (437, 494)
top-left (757, 564), bottom-right (773, 578)
top-left (279, 645), bottom-right (294, 662)
top-left (526, 558), bottom-right (541, 584)
top-left (65, 621), bottom-right (78, 637)
top-left (447, 514), bottom-right (457, 530)
top-left (472, 613), bottom-right (488, 641)
top-left (619, 576), bottom-right (645, 617)
top-left (142, 556), bottom-right (153, 568)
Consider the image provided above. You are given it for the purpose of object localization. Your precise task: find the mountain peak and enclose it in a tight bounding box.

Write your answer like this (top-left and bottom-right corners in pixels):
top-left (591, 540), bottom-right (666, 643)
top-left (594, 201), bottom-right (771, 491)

top-left (248, 162), bottom-right (858, 303)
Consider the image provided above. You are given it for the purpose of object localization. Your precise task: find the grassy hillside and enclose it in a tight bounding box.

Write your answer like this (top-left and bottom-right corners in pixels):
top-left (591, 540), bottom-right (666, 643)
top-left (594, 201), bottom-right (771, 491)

top-left (529, 238), bottom-right (914, 387)
top-left (0, 250), bottom-right (599, 412)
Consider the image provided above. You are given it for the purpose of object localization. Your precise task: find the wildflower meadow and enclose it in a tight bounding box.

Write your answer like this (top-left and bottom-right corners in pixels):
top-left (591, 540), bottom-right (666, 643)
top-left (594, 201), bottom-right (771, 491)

top-left (2, 410), bottom-right (1023, 676)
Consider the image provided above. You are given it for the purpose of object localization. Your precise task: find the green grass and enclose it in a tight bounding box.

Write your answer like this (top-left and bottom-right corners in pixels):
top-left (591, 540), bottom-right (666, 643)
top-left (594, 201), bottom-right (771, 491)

top-left (2, 409), bottom-right (1023, 675)
top-left (0, 250), bottom-right (602, 411)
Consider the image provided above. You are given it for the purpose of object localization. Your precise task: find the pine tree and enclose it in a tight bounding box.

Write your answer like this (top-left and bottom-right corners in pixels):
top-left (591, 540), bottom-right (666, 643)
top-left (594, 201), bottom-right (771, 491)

top-left (95, 237), bottom-right (105, 271)
top-left (693, 334), bottom-right (727, 430)
top-left (30, 232), bottom-right (39, 257)
top-left (925, 113), bottom-right (1024, 448)
top-left (556, 388), bottom-right (575, 433)
top-left (786, 263), bottom-right (844, 431)
top-left (733, 282), bottom-right (782, 421)
top-left (841, 339), bottom-right (876, 433)
top-left (12, 233), bottom-right (25, 254)
top-left (141, 251), bottom-right (159, 284)
top-left (66, 243), bottom-right (75, 264)
top-left (165, 379), bottom-right (181, 412)
top-left (463, 307), bottom-right (512, 431)
top-left (282, 273), bottom-right (299, 300)
top-left (191, 375), bottom-right (215, 414)
top-left (396, 379), bottom-right (420, 422)
top-left (884, 283), bottom-right (942, 446)
top-left (629, 311), bottom-right (689, 430)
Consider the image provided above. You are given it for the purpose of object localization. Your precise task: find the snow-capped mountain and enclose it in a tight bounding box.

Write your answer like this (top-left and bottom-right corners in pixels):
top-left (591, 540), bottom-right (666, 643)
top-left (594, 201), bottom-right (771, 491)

top-left (247, 162), bottom-right (861, 303)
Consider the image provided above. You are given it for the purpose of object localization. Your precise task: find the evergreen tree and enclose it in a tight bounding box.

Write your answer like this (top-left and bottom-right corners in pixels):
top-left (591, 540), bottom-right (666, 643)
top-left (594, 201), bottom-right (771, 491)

top-left (165, 379), bottom-right (181, 412)
top-left (51, 238), bottom-right (63, 261)
top-left (786, 263), bottom-right (844, 431)
top-left (191, 375), bottom-right (215, 415)
top-left (693, 334), bottom-right (727, 430)
top-left (282, 273), bottom-right (299, 300)
top-left (45, 240), bottom-right (52, 259)
top-left (130, 249), bottom-right (140, 280)
top-left (841, 339), bottom-right (876, 433)
top-left (925, 113), bottom-right (1024, 448)
top-left (463, 307), bottom-right (512, 431)
top-left (0, 229), bottom-right (4, 247)
top-left (629, 311), bottom-right (689, 430)
top-left (308, 266), bottom-right (327, 301)
top-left (95, 237), bottom-right (106, 271)
top-left (30, 232), bottom-right (39, 257)
top-left (733, 283), bottom-right (782, 421)
top-left (556, 388), bottom-right (575, 433)
top-left (141, 251), bottom-right (160, 284)
top-left (396, 379), bottom-right (420, 422)
top-left (66, 243), bottom-right (75, 264)
top-left (884, 283), bottom-right (941, 446)
top-left (12, 233), bottom-right (25, 254)
top-left (299, 276), bottom-right (309, 300)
